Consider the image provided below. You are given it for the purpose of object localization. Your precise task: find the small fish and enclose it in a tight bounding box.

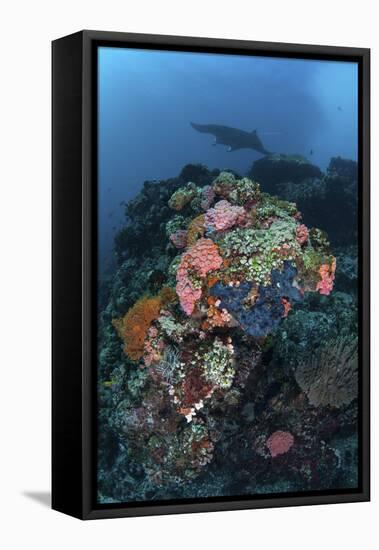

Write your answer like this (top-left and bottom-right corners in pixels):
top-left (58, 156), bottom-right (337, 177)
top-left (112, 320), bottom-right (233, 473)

top-left (309, 149), bottom-right (313, 156)
top-left (107, 211), bottom-right (114, 219)
top-left (337, 106), bottom-right (343, 111)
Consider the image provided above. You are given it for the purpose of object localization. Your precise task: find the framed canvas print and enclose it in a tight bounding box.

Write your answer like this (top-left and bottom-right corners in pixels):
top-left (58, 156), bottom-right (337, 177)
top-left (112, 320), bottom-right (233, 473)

top-left (52, 30), bottom-right (370, 519)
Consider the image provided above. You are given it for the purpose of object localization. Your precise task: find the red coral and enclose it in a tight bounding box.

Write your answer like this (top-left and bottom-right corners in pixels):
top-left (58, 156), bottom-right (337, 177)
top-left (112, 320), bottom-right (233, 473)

top-left (316, 257), bottom-right (336, 296)
top-left (266, 431), bottom-right (294, 457)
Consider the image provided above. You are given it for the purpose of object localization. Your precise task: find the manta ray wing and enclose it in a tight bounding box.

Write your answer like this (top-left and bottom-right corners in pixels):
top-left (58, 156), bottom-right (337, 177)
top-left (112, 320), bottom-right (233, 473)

top-left (191, 122), bottom-right (272, 155)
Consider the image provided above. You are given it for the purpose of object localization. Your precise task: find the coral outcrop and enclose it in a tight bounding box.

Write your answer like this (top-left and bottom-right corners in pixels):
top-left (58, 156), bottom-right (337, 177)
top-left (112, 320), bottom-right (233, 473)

top-left (97, 159), bottom-right (358, 504)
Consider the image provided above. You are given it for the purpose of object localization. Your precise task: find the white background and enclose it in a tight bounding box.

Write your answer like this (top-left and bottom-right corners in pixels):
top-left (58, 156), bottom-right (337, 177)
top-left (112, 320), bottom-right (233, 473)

top-left (0, 1), bottom-right (376, 548)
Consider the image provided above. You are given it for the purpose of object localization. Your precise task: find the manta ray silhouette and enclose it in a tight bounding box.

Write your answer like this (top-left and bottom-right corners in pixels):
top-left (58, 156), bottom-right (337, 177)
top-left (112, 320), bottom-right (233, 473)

top-left (191, 122), bottom-right (272, 155)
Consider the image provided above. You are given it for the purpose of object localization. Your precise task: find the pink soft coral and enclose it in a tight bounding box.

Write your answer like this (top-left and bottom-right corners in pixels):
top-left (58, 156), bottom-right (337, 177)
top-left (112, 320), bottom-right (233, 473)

top-left (176, 238), bottom-right (223, 315)
top-left (296, 224), bottom-right (309, 245)
top-left (266, 431), bottom-right (294, 457)
top-left (143, 326), bottom-right (165, 367)
top-left (316, 257), bottom-right (336, 296)
top-left (205, 200), bottom-right (245, 231)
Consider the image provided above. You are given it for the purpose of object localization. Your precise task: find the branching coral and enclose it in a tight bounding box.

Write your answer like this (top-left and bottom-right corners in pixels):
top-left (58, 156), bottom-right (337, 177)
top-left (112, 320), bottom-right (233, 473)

top-left (295, 335), bottom-right (358, 407)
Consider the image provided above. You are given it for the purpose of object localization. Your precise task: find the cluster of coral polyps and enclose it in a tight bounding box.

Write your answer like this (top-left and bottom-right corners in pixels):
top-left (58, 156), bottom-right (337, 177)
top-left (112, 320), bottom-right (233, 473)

top-left (112, 171), bottom-right (336, 484)
top-left (170, 171), bottom-right (336, 336)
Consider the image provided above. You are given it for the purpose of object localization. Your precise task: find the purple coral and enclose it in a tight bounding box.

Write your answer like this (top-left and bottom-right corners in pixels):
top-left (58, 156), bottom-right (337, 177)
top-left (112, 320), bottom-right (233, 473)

top-left (169, 230), bottom-right (187, 249)
top-left (205, 200), bottom-right (246, 231)
top-left (200, 185), bottom-right (215, 211)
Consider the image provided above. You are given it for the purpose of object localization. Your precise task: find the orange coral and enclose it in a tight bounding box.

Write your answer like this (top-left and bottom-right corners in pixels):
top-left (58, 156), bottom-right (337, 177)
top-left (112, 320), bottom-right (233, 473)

top-left (113, 296), bottom-right (162, 361)
top-left (207, 276), bottom-right (219, 288)
top-left (187, 214), bottom-right (205, 246)
top-left (206, 304), bottom-right (231, 328)
top-left (204, 295), bottom-right (231, 328)
top-left (281, 297), bottom-right (292, 317)
top-left (112, 287), bottom-right (176, 361)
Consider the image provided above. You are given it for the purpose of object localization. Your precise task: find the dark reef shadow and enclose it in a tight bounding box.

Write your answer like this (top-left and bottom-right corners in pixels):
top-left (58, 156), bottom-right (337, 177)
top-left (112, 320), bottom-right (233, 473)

top-left (22, 491), bottom-right (51, 507)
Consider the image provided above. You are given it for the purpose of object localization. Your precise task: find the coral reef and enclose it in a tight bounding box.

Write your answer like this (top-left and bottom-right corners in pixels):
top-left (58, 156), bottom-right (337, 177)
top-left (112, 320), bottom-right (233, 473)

top-left (210, 262), bottom-right (303, 337)
top-left (249, 156), bottom-right (358, 247)
top-left (97, 158), bottom-right (358, 503)
top-left (249, 153), bottom-right (322, 194)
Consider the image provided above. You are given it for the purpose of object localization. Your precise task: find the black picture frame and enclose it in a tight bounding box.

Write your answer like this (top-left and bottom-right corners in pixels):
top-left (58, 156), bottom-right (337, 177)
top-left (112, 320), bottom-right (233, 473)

top-left (52, 30), bottom-right (370, 520)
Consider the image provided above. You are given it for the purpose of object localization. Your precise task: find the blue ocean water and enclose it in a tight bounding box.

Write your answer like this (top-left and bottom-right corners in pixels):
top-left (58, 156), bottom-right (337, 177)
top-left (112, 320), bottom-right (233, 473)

top-left (98, 46), bottom-right (358, 275)
top-left (96, 45), bottom-right (360, 504)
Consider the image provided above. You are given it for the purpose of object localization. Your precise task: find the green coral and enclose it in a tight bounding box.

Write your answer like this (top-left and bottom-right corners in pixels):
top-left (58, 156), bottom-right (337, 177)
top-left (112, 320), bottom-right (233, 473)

top-left (309, 227), bottom-right (330, 252)
top-left (165, 215), bottom-right (187, 237)
top-left (228, 177), bottom-right (261, 205)
top-left (220, 218), bottom-right (300, 285)
top-left (168, 182), bottom-right (199, 211)
top-left (256, 193), bottom-right (298, 221)
top-left (158, 314), bottom-right (186, 340)
top-left (202, 338), bottom-right (235, 390)
top-left (213, 171), bottom-right (237, 187)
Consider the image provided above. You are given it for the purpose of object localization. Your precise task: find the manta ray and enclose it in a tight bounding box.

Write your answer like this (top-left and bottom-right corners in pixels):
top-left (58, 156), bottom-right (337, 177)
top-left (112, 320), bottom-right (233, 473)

top-left (191, 122), bottom-right (272, 155)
